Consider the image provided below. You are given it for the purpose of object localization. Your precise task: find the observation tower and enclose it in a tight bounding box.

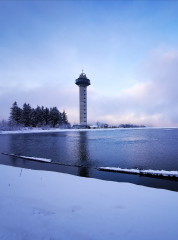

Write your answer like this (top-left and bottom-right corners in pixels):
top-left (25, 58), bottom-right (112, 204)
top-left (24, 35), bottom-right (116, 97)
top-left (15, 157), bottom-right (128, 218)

top-left (75, 71), bottom-right (91, 127)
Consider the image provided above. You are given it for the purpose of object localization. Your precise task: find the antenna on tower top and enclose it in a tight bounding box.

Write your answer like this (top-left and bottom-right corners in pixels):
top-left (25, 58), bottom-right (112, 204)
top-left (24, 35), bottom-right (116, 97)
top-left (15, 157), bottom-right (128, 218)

top-left (82, 69), bottom-right (84, 74)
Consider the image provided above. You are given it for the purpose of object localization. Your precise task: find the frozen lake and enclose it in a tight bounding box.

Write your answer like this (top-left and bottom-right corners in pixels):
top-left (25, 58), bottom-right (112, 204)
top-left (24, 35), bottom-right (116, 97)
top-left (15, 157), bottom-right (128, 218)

top-left (1, 128), bottom-right (178, 191)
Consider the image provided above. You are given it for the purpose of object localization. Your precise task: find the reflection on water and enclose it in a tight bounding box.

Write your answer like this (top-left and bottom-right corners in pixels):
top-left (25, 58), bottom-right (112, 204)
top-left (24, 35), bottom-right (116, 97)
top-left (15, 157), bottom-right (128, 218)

top-left (7, 131), bottom-right (91, 177)
top-left (77, 131), bottom-right (90, 177)
top-left (1, 128), bottom-right (178, 191)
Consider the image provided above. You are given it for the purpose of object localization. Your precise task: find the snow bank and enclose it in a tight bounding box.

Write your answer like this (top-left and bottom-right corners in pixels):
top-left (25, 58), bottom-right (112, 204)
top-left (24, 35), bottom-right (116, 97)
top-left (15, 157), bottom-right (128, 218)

top-left (1, 127), bottom-right (178, 135)
top-left (0, 128), bottom-right (118, 135)
top-left (0, 128), bottom-right (73, 135)
top-left (98, 167), bottom-right (178, 178)
top-left (0, 165), bottom-right (178, 240)
top-left (0, 127), bottom-right (150, 135)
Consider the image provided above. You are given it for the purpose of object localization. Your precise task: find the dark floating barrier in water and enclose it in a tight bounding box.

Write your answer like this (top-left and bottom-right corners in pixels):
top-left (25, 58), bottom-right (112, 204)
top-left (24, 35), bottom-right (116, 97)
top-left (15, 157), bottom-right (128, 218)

top-left (2, 153), bottom-right (178, 179)
top-left (2, 153), bottom-right (52, 163)
top-left (98, 167), bottom-right (178, 178)
top-left (1, 153), bottom-right (82, 167)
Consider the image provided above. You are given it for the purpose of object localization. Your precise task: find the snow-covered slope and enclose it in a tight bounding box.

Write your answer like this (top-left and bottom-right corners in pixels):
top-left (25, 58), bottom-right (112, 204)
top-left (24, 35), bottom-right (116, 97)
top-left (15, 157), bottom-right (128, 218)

top-left (0, 165), bottom-right (178, 240)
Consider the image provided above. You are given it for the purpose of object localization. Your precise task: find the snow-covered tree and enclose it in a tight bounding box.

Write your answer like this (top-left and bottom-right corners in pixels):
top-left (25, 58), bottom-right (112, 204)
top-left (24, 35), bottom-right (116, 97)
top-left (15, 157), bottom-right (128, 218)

top-left (9, 101), bottom-right (22, 124)
top-left (49, 107), bottom-right (61, 127)
top-left (21, 103), bottom-right (32, 127)
top-left (43, 107), bottom-right (50, 125)
top-left (35, 106), bottom-right (43, 126)
top-left (30, 108), bottom-right (38, 127)
top-left (8, 102), bottom-right (70, 128)
top-left (61, 110), bottom-right (68, 124)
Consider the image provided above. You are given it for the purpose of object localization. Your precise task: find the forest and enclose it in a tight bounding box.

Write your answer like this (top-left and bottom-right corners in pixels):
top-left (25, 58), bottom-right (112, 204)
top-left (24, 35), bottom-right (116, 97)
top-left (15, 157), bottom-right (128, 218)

top-left (8, 102), bottom-right (70, 128)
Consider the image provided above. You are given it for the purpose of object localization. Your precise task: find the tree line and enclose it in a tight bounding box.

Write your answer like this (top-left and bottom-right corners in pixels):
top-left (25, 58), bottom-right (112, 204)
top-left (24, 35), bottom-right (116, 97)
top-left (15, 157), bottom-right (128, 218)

top-left (9, 102), bottom-right (70, 128)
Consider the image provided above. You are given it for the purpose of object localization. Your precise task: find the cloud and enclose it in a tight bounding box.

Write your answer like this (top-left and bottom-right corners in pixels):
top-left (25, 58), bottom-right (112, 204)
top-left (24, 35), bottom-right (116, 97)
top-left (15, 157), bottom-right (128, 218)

top-left (1, 48), bottom-right (178, 127)
top-left (87, 49), bottom-right (178, 127)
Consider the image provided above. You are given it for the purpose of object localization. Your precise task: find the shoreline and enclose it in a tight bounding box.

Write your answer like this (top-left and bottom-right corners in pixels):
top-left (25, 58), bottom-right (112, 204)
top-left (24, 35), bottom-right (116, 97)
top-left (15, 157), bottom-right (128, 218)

top-left (0, 126), bottom-right (178, 135)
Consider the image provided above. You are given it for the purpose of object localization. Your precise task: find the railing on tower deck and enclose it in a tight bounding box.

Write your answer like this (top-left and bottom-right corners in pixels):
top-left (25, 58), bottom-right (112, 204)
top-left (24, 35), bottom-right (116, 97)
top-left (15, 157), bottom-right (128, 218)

top-left (75, 78), bottom-right (90, 86)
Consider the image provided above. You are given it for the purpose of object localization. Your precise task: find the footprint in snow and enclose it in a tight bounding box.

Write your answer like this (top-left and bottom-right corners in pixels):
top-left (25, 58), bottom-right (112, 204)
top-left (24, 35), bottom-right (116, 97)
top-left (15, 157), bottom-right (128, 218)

top-left (33, 208), bottom-right (55, 216)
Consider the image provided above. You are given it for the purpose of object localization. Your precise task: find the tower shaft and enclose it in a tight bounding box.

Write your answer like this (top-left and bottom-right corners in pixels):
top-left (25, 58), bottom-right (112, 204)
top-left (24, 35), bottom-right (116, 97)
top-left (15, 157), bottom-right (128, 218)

top-left (79, 86), bottom-right (87, 125)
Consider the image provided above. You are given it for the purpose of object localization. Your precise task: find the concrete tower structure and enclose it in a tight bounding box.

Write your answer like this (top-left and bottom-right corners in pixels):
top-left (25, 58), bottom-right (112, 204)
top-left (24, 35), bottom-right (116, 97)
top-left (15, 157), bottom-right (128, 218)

top-left (75, 71), bottom-right (91, 127)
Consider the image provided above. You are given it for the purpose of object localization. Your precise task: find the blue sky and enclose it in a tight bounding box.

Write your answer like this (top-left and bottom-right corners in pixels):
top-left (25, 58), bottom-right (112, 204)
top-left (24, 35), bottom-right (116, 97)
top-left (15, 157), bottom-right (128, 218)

top-left (1, 0), bottom-right (178, 126)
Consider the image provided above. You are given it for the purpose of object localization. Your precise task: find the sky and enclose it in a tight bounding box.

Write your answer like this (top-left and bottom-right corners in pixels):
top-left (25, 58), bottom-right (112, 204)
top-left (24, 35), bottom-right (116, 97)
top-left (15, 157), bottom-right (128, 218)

top-left (1, 0), bottom-right (178, 126)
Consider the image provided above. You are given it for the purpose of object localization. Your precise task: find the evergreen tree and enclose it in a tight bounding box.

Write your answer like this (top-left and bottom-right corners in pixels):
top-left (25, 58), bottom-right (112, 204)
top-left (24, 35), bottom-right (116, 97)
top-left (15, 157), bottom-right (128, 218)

top-left (43, 107), bottom-right (50, 125)
top-left (35, 106), bottom-right (43, 126)
top-left (9, 102), bottom-right (70, 128)
top-left (41, 106), bottom-right (46, 126)
top-left (21, 103), bottom-right (32, 127)
top-left (30, 108), bottom-right (38, 127)
top-left (61, 110), bottom-right (68, 124)
top-left (49, 107), bottom-right (61, 127)
top-left (9, 101), bottom-right (22, 124)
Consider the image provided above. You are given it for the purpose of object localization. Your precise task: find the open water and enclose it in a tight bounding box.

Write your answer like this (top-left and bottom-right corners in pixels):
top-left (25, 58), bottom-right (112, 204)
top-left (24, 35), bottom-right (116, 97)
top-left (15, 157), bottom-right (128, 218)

top-left (0, 128), bottom-right (178, 191)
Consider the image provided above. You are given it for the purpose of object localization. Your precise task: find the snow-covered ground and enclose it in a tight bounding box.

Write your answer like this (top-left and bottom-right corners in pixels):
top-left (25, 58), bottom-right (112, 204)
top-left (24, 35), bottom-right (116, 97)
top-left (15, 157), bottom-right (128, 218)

top-left (0, 128), bottom-right (83, 135)
top-left (0, 127), bottom-right (127, 135)
top-left (1, 127), bottom-right (178, 135)
top-left (0, 165), bottom-right (178, 240)
top-left (0, 127), bottom-right (153, 135)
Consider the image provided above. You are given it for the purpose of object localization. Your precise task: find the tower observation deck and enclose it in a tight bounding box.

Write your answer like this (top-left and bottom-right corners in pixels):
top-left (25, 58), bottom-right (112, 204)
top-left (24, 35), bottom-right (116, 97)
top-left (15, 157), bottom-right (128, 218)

top-left (75, 71), bottom-right (91, 126)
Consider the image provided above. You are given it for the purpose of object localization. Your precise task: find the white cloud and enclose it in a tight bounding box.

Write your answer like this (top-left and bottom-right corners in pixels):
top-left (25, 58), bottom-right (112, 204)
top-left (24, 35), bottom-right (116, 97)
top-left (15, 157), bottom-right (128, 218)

top-left (87, 49), bottom-right (178, 127)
